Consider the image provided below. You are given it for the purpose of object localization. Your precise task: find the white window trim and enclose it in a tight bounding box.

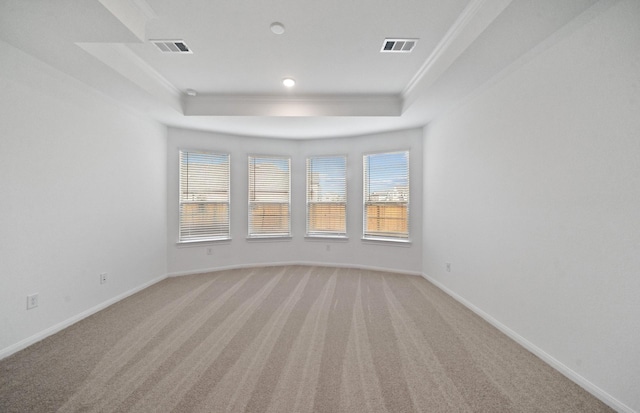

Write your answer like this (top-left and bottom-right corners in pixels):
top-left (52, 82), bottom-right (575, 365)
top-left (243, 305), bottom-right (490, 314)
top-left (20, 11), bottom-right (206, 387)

top-left (362, 149), bottom-right (410, 242)
top-left (178, 149), bottom-right (231, 244)
top-left (306, 155), bottom-right (348, 238)
top-left (247, 154), bottom-right (292, 239)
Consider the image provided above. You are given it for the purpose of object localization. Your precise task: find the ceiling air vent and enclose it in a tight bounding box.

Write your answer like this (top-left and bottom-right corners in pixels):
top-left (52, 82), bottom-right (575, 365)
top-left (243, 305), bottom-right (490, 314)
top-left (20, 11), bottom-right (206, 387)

top-left (380, 38), bottom-right (418, 53)
top-left (150, 40), bottom-right (192, 54)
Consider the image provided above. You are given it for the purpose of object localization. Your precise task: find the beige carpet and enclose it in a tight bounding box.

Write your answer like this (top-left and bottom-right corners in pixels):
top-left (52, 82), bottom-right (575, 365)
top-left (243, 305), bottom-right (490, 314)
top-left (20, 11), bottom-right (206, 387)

top-left (0, 265), bottom-right (613, 412)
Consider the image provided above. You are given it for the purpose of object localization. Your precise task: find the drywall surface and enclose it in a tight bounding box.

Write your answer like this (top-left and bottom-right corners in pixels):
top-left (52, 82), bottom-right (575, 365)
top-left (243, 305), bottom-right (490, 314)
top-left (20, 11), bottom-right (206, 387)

top-left (167, 127), bottom-right (423, 275)
top-left (0, 40), bottom-right (167, 355)
top-left (423, 1), bottom-right (640, 411)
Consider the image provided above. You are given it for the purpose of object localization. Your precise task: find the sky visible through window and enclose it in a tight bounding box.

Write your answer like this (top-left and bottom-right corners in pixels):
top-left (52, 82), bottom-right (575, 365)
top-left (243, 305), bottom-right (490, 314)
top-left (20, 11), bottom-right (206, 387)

top-left (309, 157), bottom-right (346, 201)
top-left (366, 151), bottom-right (408, 195)
top-left (179, 150), bottom-right (230, 241)
top-left (249, 156), bottom-right (290, 203)
top-left (253, 157), bottom-right (288, 170)
top-left (184, 152), bottom-right (407, 196)
top-left (184, 152), bottom-right (227, 165)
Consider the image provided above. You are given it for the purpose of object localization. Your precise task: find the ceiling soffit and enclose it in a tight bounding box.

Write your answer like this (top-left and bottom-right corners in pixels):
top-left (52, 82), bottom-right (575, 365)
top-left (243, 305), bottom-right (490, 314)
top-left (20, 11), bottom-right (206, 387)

top-left (83, 0), bottom-right (511, 117)
top-left (0, 0), bottom-right (608, 137)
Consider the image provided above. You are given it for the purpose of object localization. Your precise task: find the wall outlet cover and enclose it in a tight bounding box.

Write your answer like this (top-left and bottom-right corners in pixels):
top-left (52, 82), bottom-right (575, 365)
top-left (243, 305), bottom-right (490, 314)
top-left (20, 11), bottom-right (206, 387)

top-left (27, 293), bottom-right (39, 310)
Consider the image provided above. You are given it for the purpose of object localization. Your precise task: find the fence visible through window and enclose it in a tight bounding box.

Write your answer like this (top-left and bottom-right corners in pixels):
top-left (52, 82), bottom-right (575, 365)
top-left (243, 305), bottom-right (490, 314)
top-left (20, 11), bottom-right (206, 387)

top-left (249, 155), bottom-right (291, 237)
top-left (363, 151), bottom-right (409, 240)
top-left (179, 150), bottom-right (230, 242)
top-left (306, 156), bottom-right (347, 237)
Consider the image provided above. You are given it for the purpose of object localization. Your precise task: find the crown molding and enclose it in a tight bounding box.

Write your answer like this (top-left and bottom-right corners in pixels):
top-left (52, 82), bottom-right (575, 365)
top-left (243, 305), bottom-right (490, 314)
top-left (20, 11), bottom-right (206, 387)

top-left (401, 0), bottom-right (513, 110)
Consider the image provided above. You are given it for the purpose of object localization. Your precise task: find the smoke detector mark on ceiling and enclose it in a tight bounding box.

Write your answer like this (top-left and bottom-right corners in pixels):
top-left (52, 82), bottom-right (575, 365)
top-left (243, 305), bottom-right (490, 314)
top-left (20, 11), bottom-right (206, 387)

top-left (381, 38), bottom-right (417, 53)
top-left (150, 40), bottom-right (192, 54)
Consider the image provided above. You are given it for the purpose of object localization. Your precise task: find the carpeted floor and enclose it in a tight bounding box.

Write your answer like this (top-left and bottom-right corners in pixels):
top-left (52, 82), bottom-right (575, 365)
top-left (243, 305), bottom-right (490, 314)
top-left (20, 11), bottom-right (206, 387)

top-left (0, 265), bottom-right (613, 412)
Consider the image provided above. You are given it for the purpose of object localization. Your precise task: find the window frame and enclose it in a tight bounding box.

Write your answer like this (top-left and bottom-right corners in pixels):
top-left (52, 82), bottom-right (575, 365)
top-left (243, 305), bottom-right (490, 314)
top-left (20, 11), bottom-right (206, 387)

top-left (247, 154), bottom-right (292, 239)
top-left (178, 149), bottom-right (231, 243)
top-left (306, 155), bottom-right (348, 238)
top-left (362, 150), bottom-right (410, 242)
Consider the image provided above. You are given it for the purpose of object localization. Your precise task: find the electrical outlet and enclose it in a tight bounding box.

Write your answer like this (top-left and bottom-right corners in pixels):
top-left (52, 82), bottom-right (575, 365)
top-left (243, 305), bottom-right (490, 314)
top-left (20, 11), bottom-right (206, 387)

top-left (27, 293), bottom-right (39, 310)
top-left (446, 262), bottom-right (452, 273)
top-left (206, 247), bottom-right (213, 255)
top-left (100, 272), bottom-right (108, 284)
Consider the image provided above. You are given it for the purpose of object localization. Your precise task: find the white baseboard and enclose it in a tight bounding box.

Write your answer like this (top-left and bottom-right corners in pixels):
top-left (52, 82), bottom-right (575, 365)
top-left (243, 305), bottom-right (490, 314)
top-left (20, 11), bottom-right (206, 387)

top-left (0, 273), bottom-right (167, 361)
top-left (167, 261), bottom-right (423, 278)
top-left (299, 261), bottom-right (423, 277)
top-left (166, 261), bottom-right (299, 277)
top-left (421, 272), bottom-right (635, 413)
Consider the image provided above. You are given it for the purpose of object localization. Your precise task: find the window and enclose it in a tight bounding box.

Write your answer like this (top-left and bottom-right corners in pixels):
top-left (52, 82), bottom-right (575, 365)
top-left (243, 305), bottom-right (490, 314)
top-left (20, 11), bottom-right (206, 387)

top-left (248, 155), bottom-right (291, 237)
top-left (179, 150), bottom-right (230, 242)
top-left (306, 156), bottom-right (347, 237)
top-left (363, 151), bottom-right (409, 240)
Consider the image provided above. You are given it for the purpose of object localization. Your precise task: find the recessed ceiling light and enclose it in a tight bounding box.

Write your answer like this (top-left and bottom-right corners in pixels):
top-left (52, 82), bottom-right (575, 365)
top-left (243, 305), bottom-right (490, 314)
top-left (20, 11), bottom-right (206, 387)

top-left (282, 78), bottom-right (295, 88)
top-left (185, 89), bottom-right (197, 96)
top-left (270, 22), bottom-right (285, 35)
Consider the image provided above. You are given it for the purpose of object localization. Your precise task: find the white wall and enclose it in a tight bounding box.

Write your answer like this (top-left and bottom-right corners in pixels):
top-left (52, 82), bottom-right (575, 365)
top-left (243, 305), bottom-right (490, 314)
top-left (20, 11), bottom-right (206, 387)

top-left (423, 1), bottom-right (640, 411)
top-left (167, 127), bottom-right (423, 275)
top-left (0, 40), bottom-right (168, 356)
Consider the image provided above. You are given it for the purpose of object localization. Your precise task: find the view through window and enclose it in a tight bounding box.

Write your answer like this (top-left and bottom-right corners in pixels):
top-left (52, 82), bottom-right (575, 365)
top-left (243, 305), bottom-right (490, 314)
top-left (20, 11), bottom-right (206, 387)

top-left (306, 156), bottom-right (347, 237)
top-left (363, 151), bottom-right (410, 240)
top-left (248, 155), bottom-right (291, 237)
top-left (179, 150), bottom-right (230, 242)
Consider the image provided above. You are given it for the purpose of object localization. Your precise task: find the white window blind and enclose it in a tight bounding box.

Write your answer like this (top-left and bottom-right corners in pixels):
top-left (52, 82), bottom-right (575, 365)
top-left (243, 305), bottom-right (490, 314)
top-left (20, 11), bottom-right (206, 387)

top-left (363, 151), bottom-right (409, 240)
top-left (248, 155), bottom-right (291, 237)
top-left (306, 156), bottom-right (347, 237)
top-left (179, 150), bottom-right (230, 242)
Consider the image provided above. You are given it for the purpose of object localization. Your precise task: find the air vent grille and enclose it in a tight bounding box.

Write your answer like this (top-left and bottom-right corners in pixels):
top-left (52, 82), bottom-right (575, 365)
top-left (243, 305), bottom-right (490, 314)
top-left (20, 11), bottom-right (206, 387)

top-left (380, 38), bottom-right (417, 53)
top-left (151, 40), bottom-right (192, 54)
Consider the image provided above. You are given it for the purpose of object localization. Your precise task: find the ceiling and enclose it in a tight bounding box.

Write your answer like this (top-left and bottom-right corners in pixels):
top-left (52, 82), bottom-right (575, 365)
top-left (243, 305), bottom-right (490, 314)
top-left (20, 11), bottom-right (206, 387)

top-left (0, 0), bottom-right (602, 139)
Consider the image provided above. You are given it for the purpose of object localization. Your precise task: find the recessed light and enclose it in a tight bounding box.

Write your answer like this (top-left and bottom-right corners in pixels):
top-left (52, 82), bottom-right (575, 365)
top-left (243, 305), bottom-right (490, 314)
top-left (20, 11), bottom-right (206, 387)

top-left (270, 22), bottom-right (285, 35)
top-left (282, 78), bottom-right (295, 88)
top-left (185, 89), bottom-right (197, 96)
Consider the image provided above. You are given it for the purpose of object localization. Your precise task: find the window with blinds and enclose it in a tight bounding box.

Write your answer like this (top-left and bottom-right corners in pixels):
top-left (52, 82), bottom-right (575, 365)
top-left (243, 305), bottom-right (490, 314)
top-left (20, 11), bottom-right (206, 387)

top-left (179, 150), bottom-right (230, 242)
top-left (306, 156), bottom-right (347, 237)
top-left (248, 155), bottom-right (291, 237)
top-left (363, 151), bottom-right (410, 240)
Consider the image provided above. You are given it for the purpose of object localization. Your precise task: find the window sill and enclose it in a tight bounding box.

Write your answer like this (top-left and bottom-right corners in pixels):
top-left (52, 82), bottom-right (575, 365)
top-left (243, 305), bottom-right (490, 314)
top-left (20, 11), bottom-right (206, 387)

top-left (176, 238), bottom-right (231, 247)
top-left (246, 236), bottom-right (293, 242)
top-left (361, 237), bottom-right (412, 246)
top-left (305, 235), bottom-right (349, 241)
